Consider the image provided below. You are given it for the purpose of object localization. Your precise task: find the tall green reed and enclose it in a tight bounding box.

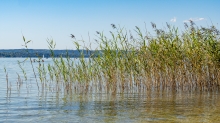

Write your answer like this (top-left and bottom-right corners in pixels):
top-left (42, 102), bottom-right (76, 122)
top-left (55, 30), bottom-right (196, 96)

top-left (17, 22), bottom-right (220, 94)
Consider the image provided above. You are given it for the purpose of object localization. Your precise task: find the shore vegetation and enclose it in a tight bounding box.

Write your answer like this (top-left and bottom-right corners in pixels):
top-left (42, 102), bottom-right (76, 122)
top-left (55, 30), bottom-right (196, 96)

top-left (17, 21), bottom-right (220, 93)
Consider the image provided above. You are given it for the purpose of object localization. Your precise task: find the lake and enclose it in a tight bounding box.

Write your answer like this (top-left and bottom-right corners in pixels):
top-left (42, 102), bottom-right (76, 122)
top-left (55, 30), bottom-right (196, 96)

top-left (1, 58), bottom-right (220, 122)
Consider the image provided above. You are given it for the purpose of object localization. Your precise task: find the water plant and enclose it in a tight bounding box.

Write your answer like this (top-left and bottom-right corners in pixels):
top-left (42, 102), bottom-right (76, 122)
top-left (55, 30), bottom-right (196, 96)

top-left (18, 21), bottom-right (220, 94)
top-left (4, 66), bottom-right (9, 89)
top-left (20, 36), bottom-right (39, 89)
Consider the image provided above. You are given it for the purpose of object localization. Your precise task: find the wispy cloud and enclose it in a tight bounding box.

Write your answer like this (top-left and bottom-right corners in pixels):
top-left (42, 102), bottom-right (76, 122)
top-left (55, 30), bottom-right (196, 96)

top-left (170, 17), bottom-right (177, 22)
top-left (183, 17), bottom-right (205, 22)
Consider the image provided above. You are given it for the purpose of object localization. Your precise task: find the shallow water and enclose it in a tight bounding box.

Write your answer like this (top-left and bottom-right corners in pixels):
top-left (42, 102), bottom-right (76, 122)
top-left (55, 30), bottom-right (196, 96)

top-left (1, 58), bottom-right (220, 123)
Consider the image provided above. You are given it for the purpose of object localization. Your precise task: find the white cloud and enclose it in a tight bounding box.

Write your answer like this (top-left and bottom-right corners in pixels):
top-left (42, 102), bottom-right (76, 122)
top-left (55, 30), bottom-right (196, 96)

top-left (198, 18), bottom-right (205, 21)
top-left (183, 17), bottom-right (205, 22)
top-left (170, 17), bottom-right (177, 22)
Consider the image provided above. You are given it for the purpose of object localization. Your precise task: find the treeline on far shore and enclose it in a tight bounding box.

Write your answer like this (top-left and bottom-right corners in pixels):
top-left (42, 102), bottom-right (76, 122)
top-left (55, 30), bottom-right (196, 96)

top-left (0, 49), bottom-right (100, 58)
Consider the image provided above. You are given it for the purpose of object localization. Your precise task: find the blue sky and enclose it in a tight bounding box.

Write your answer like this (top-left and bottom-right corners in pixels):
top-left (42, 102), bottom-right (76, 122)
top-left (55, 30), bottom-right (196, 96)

top-left (0, 0), bottom-right (219, 49)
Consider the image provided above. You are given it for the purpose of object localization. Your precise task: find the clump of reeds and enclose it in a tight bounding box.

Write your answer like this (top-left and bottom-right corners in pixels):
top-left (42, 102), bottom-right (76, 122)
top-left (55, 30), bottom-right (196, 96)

top-left (19, 22), bottom-right (220, 94)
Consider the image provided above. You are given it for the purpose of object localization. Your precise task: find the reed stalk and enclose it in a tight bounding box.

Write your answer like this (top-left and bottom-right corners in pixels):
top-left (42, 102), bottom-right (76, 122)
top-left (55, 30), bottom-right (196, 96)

top-left (17, 22), bottom-right (220, 94)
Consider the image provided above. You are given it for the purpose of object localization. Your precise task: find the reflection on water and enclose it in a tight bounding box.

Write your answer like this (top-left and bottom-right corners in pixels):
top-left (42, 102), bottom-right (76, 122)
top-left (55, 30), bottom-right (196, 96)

top-left (1, 58), bottom-right (220, 122)
top-left (1, 90), bottom-right (220, 123)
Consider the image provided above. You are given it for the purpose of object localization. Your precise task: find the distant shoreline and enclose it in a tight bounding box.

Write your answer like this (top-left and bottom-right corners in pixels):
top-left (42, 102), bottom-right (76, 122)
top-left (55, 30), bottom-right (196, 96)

top-left (0, 49), bottom-right (100, 58)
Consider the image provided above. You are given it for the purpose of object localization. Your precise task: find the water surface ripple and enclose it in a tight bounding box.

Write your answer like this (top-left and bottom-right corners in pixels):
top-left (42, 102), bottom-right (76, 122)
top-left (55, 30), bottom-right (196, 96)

top-left (0, 58), bottom-right (220, 123)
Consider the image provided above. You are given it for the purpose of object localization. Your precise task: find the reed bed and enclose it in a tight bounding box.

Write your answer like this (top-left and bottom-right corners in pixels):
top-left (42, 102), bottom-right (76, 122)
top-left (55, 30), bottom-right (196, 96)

top-left (20, 22), bottom-right (220, 93)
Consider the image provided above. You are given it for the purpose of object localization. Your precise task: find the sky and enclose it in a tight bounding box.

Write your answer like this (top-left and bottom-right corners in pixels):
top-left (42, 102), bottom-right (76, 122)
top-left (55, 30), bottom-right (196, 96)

top-left (0, 0), bottom-right (220, 49)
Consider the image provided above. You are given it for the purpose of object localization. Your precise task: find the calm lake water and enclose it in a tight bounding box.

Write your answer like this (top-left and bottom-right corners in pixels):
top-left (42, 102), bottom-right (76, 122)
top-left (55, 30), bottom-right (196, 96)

top-left (1, 58), bottom-right (220, 123)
